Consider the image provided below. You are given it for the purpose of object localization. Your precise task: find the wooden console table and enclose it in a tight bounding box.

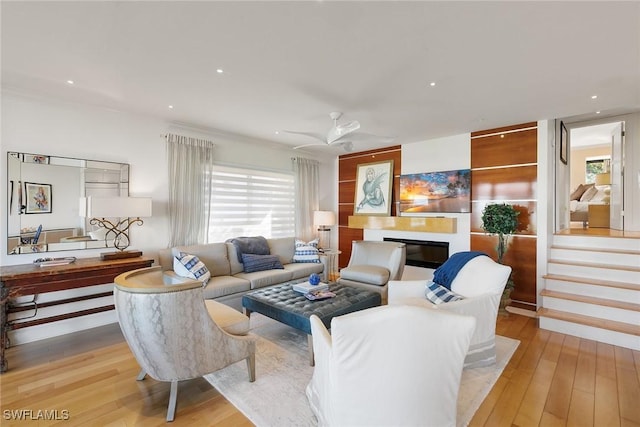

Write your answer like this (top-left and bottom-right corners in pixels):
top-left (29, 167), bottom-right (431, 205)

top-left (0, 256), bottom-right (154, 372)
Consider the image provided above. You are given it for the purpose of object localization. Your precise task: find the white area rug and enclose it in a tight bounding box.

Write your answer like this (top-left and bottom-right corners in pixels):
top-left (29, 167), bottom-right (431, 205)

top-left (205, 314), bottom-right (519, 427)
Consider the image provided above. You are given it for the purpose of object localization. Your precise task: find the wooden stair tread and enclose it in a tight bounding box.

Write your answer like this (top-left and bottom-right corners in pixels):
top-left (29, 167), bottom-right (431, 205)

top-left (548, 258), bottom-right (640, 273)
top-left (542, 274), bottom-right (640, 291)
top-left (551, 245), bottom-right (640, 256)
top-left (540, 289), bottom-right (640, 312)
top-left (538, 308), bottom-right (640, 336)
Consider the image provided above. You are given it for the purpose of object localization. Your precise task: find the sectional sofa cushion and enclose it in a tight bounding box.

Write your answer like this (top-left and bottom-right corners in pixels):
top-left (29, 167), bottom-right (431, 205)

top-left (167, 243), bottom-right (231, 277)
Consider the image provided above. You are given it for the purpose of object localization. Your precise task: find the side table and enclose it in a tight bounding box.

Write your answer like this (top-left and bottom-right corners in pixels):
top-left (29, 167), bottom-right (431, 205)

top-left (319, 249), bottom-right (341, 282)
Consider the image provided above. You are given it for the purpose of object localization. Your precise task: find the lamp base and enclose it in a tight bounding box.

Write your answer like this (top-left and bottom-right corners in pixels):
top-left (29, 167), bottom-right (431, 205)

top-left (100, 250), bottom-right (143, 261)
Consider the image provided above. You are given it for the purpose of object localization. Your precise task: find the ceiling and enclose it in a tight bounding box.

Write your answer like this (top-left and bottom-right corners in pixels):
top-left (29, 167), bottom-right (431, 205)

top-left (2, 1), bottom-right (639, 155)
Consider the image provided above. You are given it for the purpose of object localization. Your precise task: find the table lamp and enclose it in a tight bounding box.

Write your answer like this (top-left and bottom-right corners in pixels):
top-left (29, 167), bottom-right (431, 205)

top-left (313, 210), bottom-right (336, 251)
top-left (80, 196), bottom-right (152, 260)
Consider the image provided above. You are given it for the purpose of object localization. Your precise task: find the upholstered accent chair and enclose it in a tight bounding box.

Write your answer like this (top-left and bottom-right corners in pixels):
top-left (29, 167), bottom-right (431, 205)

top-left (113, 267), bottom-right (256, 422)
top-left (336, 240), bottom-right (406, 304)
top-left (388, 253), bottom-right (511, 368)
top-left (306, 305), bottom-right (475, 426)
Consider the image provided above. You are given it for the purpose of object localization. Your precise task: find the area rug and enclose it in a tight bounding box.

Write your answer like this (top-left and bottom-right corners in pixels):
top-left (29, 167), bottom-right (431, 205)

top-left (205, 314), bottom-right (519, 427)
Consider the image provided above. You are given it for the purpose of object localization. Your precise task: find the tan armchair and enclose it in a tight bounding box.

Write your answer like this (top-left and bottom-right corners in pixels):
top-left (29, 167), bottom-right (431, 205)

top-left (113, 267), bottom-right (255, 422)
top-left (337, 240), bottom-right (406, 304)
top-left (306, 305), bottom-right (476, 426)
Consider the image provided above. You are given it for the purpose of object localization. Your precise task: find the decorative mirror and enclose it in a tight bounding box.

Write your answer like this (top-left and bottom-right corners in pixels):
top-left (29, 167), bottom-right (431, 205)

top-left (7, 152), bottom-right (130, 255)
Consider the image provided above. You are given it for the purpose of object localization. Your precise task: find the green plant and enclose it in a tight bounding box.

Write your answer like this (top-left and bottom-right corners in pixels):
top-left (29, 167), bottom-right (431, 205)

top-left (482, 203), bottom-right (519, 291)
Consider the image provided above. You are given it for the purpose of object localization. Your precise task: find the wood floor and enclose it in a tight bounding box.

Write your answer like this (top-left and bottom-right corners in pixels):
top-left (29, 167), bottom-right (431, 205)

top-left (2, 314), bottom-right (639, 426)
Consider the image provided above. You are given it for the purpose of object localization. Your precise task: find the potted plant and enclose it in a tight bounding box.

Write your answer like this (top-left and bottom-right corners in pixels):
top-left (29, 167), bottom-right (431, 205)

top-left (481, 203), bottom-right (519, 312)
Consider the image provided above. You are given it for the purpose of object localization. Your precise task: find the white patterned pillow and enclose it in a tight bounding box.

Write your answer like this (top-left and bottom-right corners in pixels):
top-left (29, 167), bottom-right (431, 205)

top-left (425, 280), bottom-right (464, 304)
top-left (293, 238), bottom-right (321, 263)
top-left (173, 252), bottom-right (211, 285)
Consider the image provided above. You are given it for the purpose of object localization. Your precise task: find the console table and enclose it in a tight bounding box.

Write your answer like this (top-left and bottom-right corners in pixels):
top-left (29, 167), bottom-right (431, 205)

top-left (0, 256), bottom-right (154, 372)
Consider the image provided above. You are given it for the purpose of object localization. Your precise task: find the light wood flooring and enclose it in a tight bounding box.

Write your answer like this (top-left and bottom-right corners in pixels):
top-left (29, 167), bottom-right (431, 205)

top-left (2, 314), bottom-right (639, 426)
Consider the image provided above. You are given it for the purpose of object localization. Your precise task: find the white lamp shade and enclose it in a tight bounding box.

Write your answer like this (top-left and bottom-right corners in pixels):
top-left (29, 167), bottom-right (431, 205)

top-left (595, 172), bottom-right (611, 186)
top-left (80, 197), bottom-right (152, 218)
top-left (314, 210), bottom-right (336, 227)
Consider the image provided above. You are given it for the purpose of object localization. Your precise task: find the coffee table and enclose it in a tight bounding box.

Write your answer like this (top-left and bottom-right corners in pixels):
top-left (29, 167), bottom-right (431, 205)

top-left (242, 282), bottom-right (381, 364)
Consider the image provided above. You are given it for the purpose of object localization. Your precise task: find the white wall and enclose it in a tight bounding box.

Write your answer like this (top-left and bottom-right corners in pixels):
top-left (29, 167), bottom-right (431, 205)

top-left (1, 92), bottom-right (336, 343)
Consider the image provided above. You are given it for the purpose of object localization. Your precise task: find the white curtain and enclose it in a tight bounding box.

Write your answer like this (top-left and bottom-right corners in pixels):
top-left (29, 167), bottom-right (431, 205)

top-left (292, 157), bottom-right (319, 241)
top-left (166, 133), bottom-right (215, 246)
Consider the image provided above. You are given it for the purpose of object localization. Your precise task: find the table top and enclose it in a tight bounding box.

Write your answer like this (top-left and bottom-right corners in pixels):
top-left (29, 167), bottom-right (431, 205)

top-left (0, 256), bottom-right (155, 281)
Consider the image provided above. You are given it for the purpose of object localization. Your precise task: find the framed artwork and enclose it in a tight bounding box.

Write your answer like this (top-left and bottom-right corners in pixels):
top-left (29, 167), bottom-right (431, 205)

top-left (353, 160), bottom-right (394, 216)
top-left (399, 169), bottom-right (471, 213)
top-left (25, 182), bottom-right (52, 214)
top-left (560, 121), bottom-right (568, 165)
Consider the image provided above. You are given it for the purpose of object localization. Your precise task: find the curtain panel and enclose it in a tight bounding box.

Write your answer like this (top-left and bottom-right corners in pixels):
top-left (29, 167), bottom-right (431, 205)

top-left (292, 157), bottom-right (319, 241)
top-left (166, 133), bottom-right (215, 246)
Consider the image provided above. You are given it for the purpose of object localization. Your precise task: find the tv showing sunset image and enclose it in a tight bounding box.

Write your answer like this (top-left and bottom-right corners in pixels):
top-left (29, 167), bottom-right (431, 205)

top-left (399, 169), bottom-right (471, 213)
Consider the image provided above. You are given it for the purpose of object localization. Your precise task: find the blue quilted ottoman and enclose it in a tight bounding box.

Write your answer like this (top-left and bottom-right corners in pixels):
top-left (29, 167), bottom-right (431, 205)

top-left (242, 283), bottom-right (381, 364)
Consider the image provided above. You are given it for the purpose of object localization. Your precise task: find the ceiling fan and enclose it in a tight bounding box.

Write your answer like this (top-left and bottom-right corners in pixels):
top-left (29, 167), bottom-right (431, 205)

top-left (285, 112), bottom-right (361, 151)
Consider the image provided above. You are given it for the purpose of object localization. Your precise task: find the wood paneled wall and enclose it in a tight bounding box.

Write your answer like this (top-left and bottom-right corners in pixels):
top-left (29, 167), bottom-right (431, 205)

top-left (338, 146), bottom-right (401, 267)
top-left (470, 122), bottom-right (538, 311)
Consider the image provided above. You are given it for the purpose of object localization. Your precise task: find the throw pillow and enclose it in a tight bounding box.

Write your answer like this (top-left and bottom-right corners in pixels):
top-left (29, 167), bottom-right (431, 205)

top-left (226, 236), bottom-right (270, 261)
top-left (569, 184), bottom-right (588, 201)
top-left (293, 238), bottom-right (321, 263)
top-left (241, 253), bottom-right (284, 273)
top-left (173, 252), bottom-right (211, 285)
top-left (425, 281), bottom-right (465, 305)
top-left (579, 185), bottom-right (598, 202)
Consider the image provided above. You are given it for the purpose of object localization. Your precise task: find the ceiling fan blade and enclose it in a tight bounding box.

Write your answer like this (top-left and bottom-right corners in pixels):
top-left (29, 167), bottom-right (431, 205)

top-left (281, 130), bottom-right (326, 143)
top-left (293, 142), bottom-right (328, 150)
top-left (327, 120), bottom-right (360, 144)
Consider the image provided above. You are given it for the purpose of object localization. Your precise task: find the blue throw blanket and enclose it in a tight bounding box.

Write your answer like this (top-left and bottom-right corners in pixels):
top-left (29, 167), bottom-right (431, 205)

top-left (433, 251), bottom-right (488, 289)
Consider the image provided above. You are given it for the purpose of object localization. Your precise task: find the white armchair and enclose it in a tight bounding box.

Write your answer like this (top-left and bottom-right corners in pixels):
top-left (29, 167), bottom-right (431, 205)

top-left (306, 305), bottom-right (475, 427)
top-left (388, 253), bottom-right (511, 368)
top-left (337, 240), bottom-right (406, 304)
top-left (113, 267), bottom-right (256, 422)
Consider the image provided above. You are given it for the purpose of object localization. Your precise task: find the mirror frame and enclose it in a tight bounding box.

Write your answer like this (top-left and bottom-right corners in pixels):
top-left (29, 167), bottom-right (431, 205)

top-left (7, 152), bottom-right (130, 255)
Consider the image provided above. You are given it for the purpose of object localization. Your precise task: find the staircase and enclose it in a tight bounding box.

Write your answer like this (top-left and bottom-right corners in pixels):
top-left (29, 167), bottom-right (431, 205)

top-left (539, 234), bottom-right (640, 350)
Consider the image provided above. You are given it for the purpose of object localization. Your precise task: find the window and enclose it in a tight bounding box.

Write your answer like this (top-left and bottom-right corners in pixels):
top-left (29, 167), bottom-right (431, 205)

top-left (585, 156), bottom-right (610, 184)
top-left (208, 164), bottom-right (295, 242)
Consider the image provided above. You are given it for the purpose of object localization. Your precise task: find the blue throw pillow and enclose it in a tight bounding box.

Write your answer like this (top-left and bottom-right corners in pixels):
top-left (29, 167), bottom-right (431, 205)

top-left (425, 280), bottom-right (465, 305)
top-left (293, 238), bottom-right (321, 263)
top-left (173, 252), bottom-right (211, 285)
top-left (241, 253), bottom-right (284, 273)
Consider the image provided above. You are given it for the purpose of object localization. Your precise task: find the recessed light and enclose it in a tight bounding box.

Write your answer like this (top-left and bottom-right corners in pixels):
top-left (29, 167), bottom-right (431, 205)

top-left (275, 131), bottom-right (280, 135)
top-left (591, 95), bottom-right (598, 99)
top-left (168, 105), bottom-right (174, 109)
top-left (429, 82), bottom-right (436, 87)
top-left (500, 134), bottom-right (505, 138)
top-left (596, 111), bottom-right (601, 114)
top-left (66, 80), bottom-right (74, 85)
top-left (216, 69), bottom-right (224, 74)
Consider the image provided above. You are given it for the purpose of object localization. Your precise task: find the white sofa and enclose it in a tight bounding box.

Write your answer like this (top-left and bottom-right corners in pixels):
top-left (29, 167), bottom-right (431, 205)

top-left (388, 254), bottom-right (511, 368)
top-left (158, 237), bottom-right (324, 310)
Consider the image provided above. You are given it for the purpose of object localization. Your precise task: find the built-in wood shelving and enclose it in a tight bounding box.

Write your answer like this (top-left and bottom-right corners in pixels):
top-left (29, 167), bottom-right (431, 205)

top-left (347, 215), bottom-right (457, 233)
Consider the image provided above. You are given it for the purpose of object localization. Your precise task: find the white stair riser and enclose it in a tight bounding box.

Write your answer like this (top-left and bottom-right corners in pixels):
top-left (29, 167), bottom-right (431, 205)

top-left (547, 263), bottom-right (640, 283)
top-left (542, 297), bottom-right (640, 325)
top-left (545, 279), bottom-right (640, 303)
top-left (549, 248), bottom-right (640, 267)
top-left (539, 317), bottom-right (640, 351)
top-left (553, 235), bottom-right (640, 251)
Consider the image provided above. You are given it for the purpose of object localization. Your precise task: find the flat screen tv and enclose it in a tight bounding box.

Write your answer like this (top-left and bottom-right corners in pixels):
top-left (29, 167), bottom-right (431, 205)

top-left (399, 169), bottom-right (471, 213)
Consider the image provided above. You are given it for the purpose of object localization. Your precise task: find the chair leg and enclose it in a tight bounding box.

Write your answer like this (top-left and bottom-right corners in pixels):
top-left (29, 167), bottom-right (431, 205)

top-left (246, 353), bottom-right (256, 382)
top-left (136, 369), bottom-right (147, 381)
top-left (166, 380), bottom-right (178, 422)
